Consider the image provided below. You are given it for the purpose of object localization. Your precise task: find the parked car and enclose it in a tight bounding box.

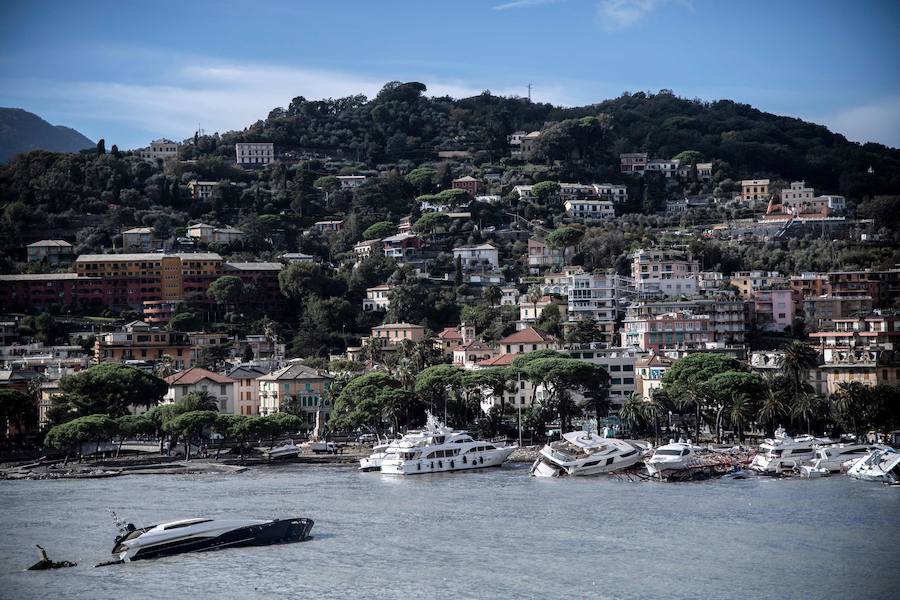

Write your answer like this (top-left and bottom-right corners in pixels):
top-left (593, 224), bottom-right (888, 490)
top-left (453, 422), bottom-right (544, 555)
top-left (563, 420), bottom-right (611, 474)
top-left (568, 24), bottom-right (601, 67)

top-left (357, 433), bottom-right (378, 443)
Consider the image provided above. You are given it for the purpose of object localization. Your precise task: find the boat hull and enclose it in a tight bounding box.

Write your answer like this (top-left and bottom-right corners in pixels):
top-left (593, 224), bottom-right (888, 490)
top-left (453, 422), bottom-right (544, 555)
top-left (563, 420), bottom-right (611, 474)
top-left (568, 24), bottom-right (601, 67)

top-left (117, 518), bottom-right (314, 562)
top-left (532, 451), bottom-right (644, 477)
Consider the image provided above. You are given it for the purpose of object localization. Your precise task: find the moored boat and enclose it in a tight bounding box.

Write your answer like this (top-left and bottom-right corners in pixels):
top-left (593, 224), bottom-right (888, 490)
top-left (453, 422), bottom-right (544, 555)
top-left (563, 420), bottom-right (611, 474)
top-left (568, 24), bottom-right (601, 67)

top-left (379, 413), bottom-right (516, 475)
top-left (846, 448), bottom-right (900, 484)
top-left (749, 432), bottom-right (830, 474)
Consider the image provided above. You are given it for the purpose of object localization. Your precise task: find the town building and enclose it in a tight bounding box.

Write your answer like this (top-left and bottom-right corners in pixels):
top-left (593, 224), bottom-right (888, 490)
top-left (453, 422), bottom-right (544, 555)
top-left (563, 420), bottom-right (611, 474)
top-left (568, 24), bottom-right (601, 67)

top-left (780, 181), bottom-right (815, 205)
top-left (620, 153), bottom-right (648, 175)
top-left (741, 179), bottom-right (770, 201)
top-left (363, 284), bottom-right (391, 312)
top-left (235, 142), bottom-right (274, 166)
top-left (122, 227), bottom-right (156, 252)
top-left (141, 300), bottom-right (181, 325)
top-left (435, 324), bottom-right (476, 356)
top-left (0, 273), bottom-right (105, 311)
top-left (371, 323), bottom-right (426, 346)
top-left (222, 262), bottom-right (283, 301)
top-left (187, 223), bottom-right (245, 245)
top-left (566, 270), bottom-right (635, 344)
top-left (498, 327), bottom-right (558, 355)
top-left (592, 183), bottom-right (628, 203)
top-left (634, 353), bottom-right (674, 402)
top-left (227, 365), bottom-right (269, 416)
top-left (453, 341), bottom-right (499, 369)
top-left (94, 320), bottom-right (195, 369)
top-left (188, 180), bottom-right (218, 201)
top-left (280, 252), bottom-right (316, 263)
top-left (730, 271), bottom-right (788, 300)
top-left (519, 131), bottom-right (541, 155)
top-left (518, 295), bottom-right (568, 328)
top-left (335, 175), bottom-right (367, 189)
top-left (696, 163), bottom-right (713, 179)
top-left (621, 311), bottom-right (713, 352)
top-left (750, 288), bottom-right (794, 332)
top-left (139, 138), bottom-right (179, 162)
top-left (451, 176), bottom-right (482, 196)
top-left (74, 252), bottom-right (223, 309)
top-left (826, 269), bottom-right (900, 308)
top-left (645, 158), bottom-right (680, 178)
top-left (625, 298), bottom-right (747, 344)
top-left (630, 248), bottom-right (700, 297)
top-left (564, 199), bottom-right (615, 222)
top-left (164, 368), bottom-right (236, 413)
top-left (353, 239), bottom-right (382, 261)
top-left (453, 243), bottom-right (499, 271)
top-left (801, 295), bottom-right (873, 333)
top-left (257, 363), bottom-right (333, 431)
top-left (382, 233), bottom-right (423, 261)
top-left (564, 346), bottom-right (642, 407)
top-left (26, 240), bottom-right (74, 265)
top-left (527, 237), bottom-right (565, 271)
top-left (809, 313), bottom-right (900, 394)
top-left (314, 220), bottom-right (344, 233)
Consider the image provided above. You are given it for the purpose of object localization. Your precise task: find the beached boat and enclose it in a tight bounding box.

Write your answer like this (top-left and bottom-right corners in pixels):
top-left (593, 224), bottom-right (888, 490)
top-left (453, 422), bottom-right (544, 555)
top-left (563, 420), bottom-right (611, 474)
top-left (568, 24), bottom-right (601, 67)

top-left (846, 448), bottom-right (900, 484)
top-left (645, 440), bottom-right (706, 477)
top-left (379, 413), bottom-right (515, 475)
top-left (749, 432), bottom-right (830, 474)
top-left (803, 443), bottom-right (884, 473)
top-left (530, 431), bottom-right (650, 477)
top-left (359, 440), bottom-right (395, 472)
top-left (265, 441), bottom-right (301, 460)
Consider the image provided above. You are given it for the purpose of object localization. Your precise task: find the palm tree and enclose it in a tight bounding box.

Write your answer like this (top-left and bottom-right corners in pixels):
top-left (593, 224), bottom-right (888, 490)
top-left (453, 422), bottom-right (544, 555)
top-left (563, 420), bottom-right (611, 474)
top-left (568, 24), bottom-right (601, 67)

top-left (645, 390), bottom-right (668, 445)
top-left (777, 341), bottom-right (819, 398)
top-left (757, 387), bottom-right (787, 438)
top-left (791, 392), bottom-right (820, 434)
top-left (618, 393), bottom-right (645, 437)
top-left (728, 393), bottom-right (753, 443)
top-left (363, 336), bottom-right (379, 367)
top-left (675, 384), bottom-right (709, 442)
top-left (525, 285), bottom-right (543, 326)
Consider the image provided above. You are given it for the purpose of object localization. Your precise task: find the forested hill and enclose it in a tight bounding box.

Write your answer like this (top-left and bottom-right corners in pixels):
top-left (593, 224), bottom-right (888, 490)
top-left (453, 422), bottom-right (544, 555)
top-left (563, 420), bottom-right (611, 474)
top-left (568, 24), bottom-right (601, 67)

top-left (0, 108), bottom-right (94, 163)
top-left (178, 82), bottom-right (900, 198)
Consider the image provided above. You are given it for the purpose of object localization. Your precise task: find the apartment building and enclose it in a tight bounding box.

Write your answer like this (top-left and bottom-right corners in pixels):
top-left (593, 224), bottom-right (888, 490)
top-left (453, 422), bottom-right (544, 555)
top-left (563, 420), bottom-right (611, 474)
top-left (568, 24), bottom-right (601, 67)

top-left (751, 288), bottom-right (794, 332)
top-left (164, 368), bottom-right (236, 413)
top-left (620, 153), bottom-right (648, 175)
top-left (564, 199), bottom-right (615, 222)
top-left (810, 313), bottom-right (900, 394)
top-left (139, 138), bottom-right (178, 161)
top-left (564, 346), bottom-right (641, 407)
top-left (257, 363), bottom-right (333, 429)
top-left (625, 298), bottom-right (746, 344)
top-left (741, 179), bottom-right (770, 201)
top-left (452, 176), bottom-right (482, 196)
top-left (566, 270), bottom-right (635, 344)
top-left (188, 180), bottom-right (218, 201)
top-left (621, 311), bottom-right (714, 352)
top-left (228, 365), bottom-right (269, 416)
top-left (730, 271), bottom-right (787, 300)
top-left (94, 320), bottom-right (195, 369)
top-left (527, 237), bottom-right (565, 270)
top-left (592, 183), bottom-right (628, 203)
top-left (122, 227), bottom-right (156, 252)
top-left (382, 233), bottom-right (422, 261)
top-left (26, 240), bottom-right (74, 265)
top-left (363, 284), bottom-right (391, 311)
top-left (630, 248), bottom-right (700, 297)
top-left (0, 273), bottom-right (105, 311)
top-left (235, 142), bottom-right (274, 166)
top-left (453, 243), bottom-right (499, 270)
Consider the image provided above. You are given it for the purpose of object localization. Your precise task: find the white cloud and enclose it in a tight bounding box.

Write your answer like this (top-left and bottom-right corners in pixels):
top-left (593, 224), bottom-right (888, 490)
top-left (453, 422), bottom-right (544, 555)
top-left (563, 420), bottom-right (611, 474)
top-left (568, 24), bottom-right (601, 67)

top-left (820, 96), bottom-right (900, 148)
top-left (3, 59), bottom-right (578, 149)
top-left (597, 0), bottom-right (691, 31)
top-left (492, 0), bottom-right (564, 11)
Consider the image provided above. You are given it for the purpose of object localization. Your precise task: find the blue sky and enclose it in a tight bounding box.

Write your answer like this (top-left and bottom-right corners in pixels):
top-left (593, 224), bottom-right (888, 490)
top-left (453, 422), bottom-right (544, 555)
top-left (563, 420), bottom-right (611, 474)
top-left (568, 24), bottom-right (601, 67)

top-left (1, 0), bottom-right (898, 149)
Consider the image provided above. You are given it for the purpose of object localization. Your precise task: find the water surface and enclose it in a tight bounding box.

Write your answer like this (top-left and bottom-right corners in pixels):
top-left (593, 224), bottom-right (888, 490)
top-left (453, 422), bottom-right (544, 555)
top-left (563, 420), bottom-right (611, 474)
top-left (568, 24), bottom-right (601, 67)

top-left (0, 464), bottom-right (897, 599)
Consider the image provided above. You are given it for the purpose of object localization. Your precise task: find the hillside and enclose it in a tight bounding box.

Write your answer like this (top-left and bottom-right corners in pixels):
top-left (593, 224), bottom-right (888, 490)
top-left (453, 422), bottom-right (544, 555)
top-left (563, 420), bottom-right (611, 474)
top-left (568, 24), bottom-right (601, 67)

top-left (0, 108), bottom-right (94, 162)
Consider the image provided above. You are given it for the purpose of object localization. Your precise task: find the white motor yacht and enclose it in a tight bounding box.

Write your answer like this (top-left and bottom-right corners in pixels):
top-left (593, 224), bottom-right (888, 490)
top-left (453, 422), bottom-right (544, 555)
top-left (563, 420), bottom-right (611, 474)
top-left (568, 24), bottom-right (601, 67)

top-left (265, 440), bottom-right (301, 460)
top-left (749, 432), bottom-right (830, 474)
top-left (104, 517), bottom-right (314, 564)
top-left (379, 413), bottom-right (516, 475)
top-left (359, 440), bottom-right (397, 472)
top-left (530, 431), bottom-right (650, 477)
top-left (804, 443), bottom-right (883, 473)
top-left (645, 440), bottom-right (705, 477)
top-left (846, 448), bottom-right (900, 484)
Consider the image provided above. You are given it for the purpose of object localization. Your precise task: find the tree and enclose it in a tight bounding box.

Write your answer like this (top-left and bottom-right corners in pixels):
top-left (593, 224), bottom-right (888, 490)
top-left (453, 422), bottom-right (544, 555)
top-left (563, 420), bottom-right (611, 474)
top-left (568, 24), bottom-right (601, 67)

top-left (566, 318), bottom-right (600, 344)
top-left (166, 410), bottom-right (218, 460)
top-left (705, 371), bottom-right (765, 442)
top-left (618, 393), bottom-right (646, 436)
top-left (330, 372), bottom-right (401, 433)
top-left (757, 386), bottom-right (788, 438)
top-left (241, 345), bottom-right (255, 362)
top-left (412, 212), bottom-right (450, 236)
top-left (520, 357), bottom-right (603, 432)
top-left (661, 353), bottom-right (745, 441)
top-left (362, 221), bottom-right (396, 240)
top-left (728, 393), bottom-right (753, 442)
top-left (44, 414), bottom-right (117, 461)
top-left (791, 392), bottom-right (820, 434)
top-left (114, 414), bottom-right (154, 457)
top-left (545, 227), bottom-right (584, 252)
top-left (536, 304), bottom-right (562, 337)
top-left (0, 389), bottom-right (38, 437)
top-left (777, 341), bottom-right (820, 398)
top-left (463, 368), bottom-right (511, 413)
top-left (414, 365), bottom-right (464, 424)
top-left (485, 285), bottom-right (502, 308)
top-left (168, 312), bottom-right (202, 332)
top-left (258, 412), bottom-right (303, 448)
top-left (179, 391), bottom-right (220, 412)
top-left (531, 181), bottom-right (560, 204)
top-left (207, 276), bottom-right (244, 307)
top-left (50, 364), bottom-right (167, 423)
top-left (96, 139), bottom-right (106, 155)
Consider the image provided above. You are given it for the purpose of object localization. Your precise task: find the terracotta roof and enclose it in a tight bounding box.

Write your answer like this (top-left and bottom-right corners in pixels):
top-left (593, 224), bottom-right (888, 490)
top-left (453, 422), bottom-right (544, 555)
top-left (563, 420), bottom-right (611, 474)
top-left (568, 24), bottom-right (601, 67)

top-left (437, 327), bottom-right (463, 340)
top-left (165, 367), bottom-right (234, 386)
top-left (498, 327), bottom-right (556, 345)
top-left (476, 353), bottom-right (518, 367)
top-left (635, 353), bottom-right (674, 368)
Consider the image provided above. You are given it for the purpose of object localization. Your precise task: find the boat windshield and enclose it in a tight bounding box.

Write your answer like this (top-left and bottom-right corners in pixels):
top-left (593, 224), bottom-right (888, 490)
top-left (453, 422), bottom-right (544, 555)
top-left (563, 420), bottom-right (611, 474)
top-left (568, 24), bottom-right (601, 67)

top-left (162, 519), bottom-right (213, 530)
top-left (655, 449), bottom-right (682, 456)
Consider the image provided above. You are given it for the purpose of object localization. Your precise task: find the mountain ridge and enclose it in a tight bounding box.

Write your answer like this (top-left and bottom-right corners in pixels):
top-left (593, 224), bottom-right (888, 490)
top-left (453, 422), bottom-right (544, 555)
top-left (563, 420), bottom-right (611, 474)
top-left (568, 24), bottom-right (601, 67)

top-left (0, 107), bottom-right (94, 163)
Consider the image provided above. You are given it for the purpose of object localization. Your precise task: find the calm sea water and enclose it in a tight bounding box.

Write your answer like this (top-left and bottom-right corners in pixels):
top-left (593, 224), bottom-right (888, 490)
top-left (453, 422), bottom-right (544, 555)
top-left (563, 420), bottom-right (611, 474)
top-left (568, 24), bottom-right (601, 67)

top-left (0, 463), bottom-right (897, 600)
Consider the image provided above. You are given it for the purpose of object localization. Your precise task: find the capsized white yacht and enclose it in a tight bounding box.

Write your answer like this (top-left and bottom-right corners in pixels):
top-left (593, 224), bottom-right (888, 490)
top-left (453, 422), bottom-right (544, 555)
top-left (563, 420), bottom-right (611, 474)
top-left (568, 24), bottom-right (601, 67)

top-left (803, 443), bottom-right (884, 474)
top-left (749, 431), bottom-right (831, 474)
top-left (379, 413), bottom-right (516, 475)
top-left (530, 431), bottom-right (650, 477)
top-left (645, 440), bottom-right (705, 477)
top-left (103, 516), bottom-right (314, 564)
top-left (846, 448), bottom-right (900, 484)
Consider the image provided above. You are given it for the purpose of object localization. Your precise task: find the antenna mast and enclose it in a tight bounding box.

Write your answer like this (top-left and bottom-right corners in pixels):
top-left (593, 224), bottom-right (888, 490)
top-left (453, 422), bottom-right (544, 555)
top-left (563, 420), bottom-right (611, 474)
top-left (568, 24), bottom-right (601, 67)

top-left (527, 83), bottom-right (533, 101)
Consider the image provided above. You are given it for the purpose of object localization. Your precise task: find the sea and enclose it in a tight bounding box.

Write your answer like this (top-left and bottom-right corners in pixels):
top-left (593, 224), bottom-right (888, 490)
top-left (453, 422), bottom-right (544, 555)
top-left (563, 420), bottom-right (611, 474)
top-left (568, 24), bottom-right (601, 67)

top-left (0, 463), bottom-right (897, 600)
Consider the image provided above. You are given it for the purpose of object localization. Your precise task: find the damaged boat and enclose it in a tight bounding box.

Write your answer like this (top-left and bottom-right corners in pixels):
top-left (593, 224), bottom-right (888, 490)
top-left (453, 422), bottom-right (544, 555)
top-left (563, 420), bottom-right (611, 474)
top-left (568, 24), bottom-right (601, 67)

top-left (102, 516), bottom-right (314, 564)
top-left (846, 448), bottom-right (900, 484)
top-left (531, 431), bottom-right (650, 477)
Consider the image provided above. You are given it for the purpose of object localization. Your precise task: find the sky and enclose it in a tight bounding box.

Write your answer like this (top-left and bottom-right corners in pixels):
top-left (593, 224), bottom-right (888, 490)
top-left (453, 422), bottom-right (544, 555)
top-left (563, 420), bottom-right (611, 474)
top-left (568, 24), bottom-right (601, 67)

top-left (1, 0), bottom-right (898, 150)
